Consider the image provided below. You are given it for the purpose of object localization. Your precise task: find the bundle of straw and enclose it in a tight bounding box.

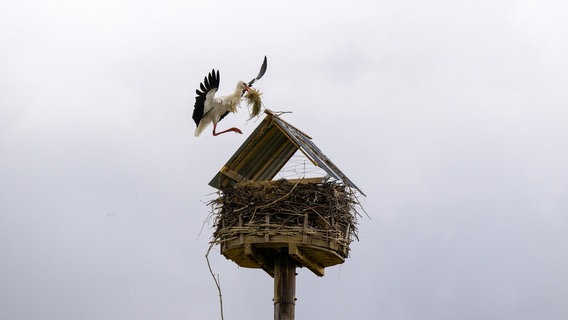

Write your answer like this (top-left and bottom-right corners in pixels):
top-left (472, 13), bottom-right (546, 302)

top-left (244, 88), bottom-right (263, 119)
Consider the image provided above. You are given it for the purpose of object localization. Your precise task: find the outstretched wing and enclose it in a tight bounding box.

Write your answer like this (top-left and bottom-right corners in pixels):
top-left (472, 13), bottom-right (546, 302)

top-left (247, 56), bottom-right (267, 87)
top-left (192, 69), bottom-right (220, 127)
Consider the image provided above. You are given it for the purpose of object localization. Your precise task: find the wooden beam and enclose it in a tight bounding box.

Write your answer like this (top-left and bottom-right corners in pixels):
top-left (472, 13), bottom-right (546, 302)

top-left (220, 166), bottom-right (248, 183)
top-left (286, 177), bottom-right (326, 184)
top-left (288, 243), bottom-right (325, 277)
top-left (244, 243), bottom-right (274, 277)
top-left (274, 249), bottom-right (296, 320)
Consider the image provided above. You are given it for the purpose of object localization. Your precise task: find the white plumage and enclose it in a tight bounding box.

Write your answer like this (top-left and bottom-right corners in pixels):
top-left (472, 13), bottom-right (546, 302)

top-left (192, 57), bottom-right (268, 137)
top-left (193, 75), bottom-right (249, 137)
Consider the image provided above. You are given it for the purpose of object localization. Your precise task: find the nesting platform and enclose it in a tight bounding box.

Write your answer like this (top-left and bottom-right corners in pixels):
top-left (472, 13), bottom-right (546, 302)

top-left (210, 179), bottom-right (358, 277)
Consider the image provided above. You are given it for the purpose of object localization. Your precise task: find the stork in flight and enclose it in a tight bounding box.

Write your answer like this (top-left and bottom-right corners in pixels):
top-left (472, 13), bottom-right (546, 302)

top-left (192, 57), bottom-right (267, 137)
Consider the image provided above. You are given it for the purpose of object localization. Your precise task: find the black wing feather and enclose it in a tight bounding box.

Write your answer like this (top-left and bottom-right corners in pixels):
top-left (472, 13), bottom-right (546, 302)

top-left (204, 75), bottom-right (210, 89)
top-left (248, 56), bottom-right (268, 86)
top-left (192, 69), bottom-right (221, 127)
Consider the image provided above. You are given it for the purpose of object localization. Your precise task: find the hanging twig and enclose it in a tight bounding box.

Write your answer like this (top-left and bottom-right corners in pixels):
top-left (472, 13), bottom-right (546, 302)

top-left (206, 243), bottom-right (224, 320)
top-left (198, 211), bottom-right (213, 240)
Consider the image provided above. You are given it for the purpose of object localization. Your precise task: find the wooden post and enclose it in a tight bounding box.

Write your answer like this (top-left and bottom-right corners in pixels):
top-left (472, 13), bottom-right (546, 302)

top-left (274, 248), bottom-right (296, 320)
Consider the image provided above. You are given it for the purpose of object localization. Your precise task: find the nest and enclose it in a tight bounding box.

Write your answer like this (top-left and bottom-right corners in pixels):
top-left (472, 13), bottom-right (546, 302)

top-left (209, 179), bottom-right (359, 247)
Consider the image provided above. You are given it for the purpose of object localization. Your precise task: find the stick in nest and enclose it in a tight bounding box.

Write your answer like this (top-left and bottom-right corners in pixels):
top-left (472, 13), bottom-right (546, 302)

top-left (244, 88), bottom-right (263, 119)
top-left (208, 180), bottom-right (360, 243)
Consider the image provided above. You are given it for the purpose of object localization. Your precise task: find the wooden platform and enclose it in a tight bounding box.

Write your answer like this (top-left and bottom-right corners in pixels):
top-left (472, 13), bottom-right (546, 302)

top-left (219, 229), bottom-right (349, 277)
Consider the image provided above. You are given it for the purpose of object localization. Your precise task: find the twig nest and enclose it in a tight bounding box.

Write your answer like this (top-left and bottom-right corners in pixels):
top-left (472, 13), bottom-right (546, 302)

top-left (244, 88), bottom-right (263, 119)
top-left (209, 179), bottom-right (359, 244)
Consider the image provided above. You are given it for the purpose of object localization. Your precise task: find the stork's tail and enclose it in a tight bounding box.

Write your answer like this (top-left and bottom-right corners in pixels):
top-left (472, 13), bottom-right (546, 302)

top-left (194, 122), bottom-right (208, 137)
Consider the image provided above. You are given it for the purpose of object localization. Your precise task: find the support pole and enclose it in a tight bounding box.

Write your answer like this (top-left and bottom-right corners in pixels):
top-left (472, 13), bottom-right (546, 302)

top-left (274, 248), bottom-right (296, 320)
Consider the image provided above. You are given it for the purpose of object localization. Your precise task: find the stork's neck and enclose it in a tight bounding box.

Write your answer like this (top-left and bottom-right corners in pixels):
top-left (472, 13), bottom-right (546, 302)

top-left (232, 84), bottom-right (244, 97)
top-left (223, 86), bottom-right (243, 113)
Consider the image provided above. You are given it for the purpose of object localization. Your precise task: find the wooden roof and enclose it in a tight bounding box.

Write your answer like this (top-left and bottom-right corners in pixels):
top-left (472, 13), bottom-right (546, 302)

top-left (209, 109), bottom-right (365, 196)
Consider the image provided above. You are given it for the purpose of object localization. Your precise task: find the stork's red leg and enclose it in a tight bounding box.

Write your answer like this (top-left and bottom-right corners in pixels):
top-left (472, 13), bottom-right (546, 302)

top-left (212, 122), bottom-right (242, 136)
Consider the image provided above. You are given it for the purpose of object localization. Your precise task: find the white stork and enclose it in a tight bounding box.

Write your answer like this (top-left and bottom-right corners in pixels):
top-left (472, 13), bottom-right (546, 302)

top-left (192, 57), bottom-right (267, 137)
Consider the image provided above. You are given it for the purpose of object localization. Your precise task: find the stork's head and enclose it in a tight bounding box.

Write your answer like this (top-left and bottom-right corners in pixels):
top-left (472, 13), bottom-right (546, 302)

top-left (237, 81), bottom-right (251, 94)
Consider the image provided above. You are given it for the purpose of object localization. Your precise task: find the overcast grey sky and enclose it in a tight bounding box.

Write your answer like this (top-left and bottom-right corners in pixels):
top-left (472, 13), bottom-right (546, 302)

top-left (1, 0), bottom-right (567, 319)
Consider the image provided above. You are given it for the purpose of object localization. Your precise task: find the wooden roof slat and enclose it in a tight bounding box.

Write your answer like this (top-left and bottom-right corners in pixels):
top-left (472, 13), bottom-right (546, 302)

top-left (209, 109), bottom-right (365, 197)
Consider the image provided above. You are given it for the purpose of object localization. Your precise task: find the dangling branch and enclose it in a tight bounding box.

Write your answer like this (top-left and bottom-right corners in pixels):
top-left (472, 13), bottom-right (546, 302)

top-left (206, 243), bottom-right (224, 320)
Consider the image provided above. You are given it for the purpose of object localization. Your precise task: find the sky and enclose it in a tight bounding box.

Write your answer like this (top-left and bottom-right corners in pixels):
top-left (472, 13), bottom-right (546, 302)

top-left (1, 0), bottom-right (567, 319)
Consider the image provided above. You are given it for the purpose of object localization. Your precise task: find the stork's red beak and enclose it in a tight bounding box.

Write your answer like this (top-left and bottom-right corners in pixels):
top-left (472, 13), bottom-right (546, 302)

top-left (241, 85), bottom-right (251, 97)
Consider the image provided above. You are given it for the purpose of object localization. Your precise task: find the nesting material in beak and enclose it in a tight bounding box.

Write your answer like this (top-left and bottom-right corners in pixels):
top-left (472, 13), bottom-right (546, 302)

top-left (244, 88), bottom-right (263, 119)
